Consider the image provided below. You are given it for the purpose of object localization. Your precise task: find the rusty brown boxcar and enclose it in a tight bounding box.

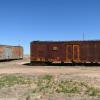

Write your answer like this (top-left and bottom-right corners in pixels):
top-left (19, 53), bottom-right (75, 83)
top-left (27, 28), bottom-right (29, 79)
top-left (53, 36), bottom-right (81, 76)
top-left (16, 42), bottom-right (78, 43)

top-left (30, 41), bottom-right (100, 64)
top-left (0, 45), bottom-right (23, 60)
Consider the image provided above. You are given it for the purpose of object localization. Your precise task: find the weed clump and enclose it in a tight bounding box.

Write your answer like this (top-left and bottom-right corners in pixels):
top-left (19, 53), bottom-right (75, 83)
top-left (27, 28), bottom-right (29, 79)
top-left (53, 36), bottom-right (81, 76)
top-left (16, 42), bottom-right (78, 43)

top-left (33, 75), bottom-right (100, 97)
top-left (0, 74), bottom-right (100, 97)
top-left (86, 87), bottom-right (100, 96)
top-left (0, 75), bottom-right (32, 88)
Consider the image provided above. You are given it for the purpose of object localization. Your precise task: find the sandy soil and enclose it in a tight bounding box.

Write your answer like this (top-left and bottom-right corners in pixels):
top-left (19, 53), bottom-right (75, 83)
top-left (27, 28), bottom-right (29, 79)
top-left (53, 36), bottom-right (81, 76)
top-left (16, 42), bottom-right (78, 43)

top-left (1, 59), bottom-right (100, 87)
top-left (0, 58), bottom-right (100, 100)
top-left (0, 59), bottom-right (100, 76)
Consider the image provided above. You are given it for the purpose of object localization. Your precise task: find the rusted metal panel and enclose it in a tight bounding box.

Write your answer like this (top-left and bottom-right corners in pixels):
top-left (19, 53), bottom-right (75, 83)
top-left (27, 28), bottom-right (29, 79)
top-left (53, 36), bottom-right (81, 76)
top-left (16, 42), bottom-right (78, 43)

top-left (47, 43), bottom-right (64, 62)
top-left (73, 45), bottom-right (80, 61)
top-left (66, 45), bottom-right (73, 62)
top-left (31, 42), bottom-right (47, 61)
top-left (0, 45), bottom-right (23, 60)
top-left (31, 41), bottom-right (100, 63)
top-left (3, 47), bottom-right (12, 59)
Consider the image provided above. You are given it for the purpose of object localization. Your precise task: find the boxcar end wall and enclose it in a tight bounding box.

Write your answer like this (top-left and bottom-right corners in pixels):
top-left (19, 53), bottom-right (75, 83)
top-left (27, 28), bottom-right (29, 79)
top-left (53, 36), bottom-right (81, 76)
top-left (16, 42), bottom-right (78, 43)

top-left (30, 41), bottom-right (100, 63)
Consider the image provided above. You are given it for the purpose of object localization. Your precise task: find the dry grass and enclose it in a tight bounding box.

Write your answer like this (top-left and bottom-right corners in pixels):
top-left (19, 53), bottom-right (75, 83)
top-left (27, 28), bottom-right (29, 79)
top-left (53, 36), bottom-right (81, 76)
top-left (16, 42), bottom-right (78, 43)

top-left (0, 74), bottom-right (100, 100)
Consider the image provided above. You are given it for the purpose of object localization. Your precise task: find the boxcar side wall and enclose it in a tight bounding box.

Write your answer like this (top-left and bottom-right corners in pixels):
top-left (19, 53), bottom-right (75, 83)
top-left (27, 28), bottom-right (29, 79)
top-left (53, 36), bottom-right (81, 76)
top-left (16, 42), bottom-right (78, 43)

top-left (80, 42), bottom-right (100, 63)
top-left (12, 46), bottom-right (23, 59)
top-left (31, 42), bottom-right (47, 62)
top-left (0, 46), bottom-right (7, 60)
top-left (20, 47), bottom-right (23, 59)
top-left (31, 41), bottom-right (100, 63)
top-left (0, 46), bottom-right (13, 60)
top-left (47, 42), bottom-right (66, 62)
top-left (0, 46), bottom-right (23, 60)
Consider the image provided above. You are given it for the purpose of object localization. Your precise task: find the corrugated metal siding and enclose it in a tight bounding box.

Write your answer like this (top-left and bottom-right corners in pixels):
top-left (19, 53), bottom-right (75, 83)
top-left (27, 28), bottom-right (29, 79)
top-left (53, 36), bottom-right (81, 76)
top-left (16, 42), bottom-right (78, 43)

top-left (31, 41), bottom-right (100, 63)
top-left (3, 47), bottom-right (12, 59)
top-left (0, 45), bottom-right (23, 60)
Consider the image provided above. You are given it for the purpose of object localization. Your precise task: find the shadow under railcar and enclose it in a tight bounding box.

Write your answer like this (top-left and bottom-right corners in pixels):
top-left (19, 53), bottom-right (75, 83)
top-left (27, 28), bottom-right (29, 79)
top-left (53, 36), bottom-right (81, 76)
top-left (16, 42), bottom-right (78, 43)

top-left (23, 62), bottom-right (100, 67)
top-left (0, 58), bottom-right (23, 62)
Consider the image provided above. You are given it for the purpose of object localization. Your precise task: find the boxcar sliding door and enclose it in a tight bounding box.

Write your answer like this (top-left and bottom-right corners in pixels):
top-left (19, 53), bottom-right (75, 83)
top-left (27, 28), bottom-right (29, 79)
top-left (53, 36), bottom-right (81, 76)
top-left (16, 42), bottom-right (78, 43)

top-left (73, 45), bottom-right (80, 62)
top-left (66, 45), bottom-right (80, 62)
top-left (4, 48), bottom-right (12, 59)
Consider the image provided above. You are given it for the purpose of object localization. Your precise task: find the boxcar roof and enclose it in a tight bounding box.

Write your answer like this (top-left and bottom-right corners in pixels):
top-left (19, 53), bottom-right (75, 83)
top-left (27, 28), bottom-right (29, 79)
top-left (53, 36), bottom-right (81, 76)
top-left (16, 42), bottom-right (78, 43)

top-left (0, 45), bottom-right (22, 47)
top-left (31, 40), bottom-right (100, 43)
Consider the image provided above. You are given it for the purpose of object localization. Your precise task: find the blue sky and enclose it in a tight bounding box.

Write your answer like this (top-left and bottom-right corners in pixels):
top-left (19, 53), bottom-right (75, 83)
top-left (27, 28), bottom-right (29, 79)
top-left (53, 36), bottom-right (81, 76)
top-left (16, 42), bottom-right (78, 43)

top-left (0, 0), bottom-right (100, 54)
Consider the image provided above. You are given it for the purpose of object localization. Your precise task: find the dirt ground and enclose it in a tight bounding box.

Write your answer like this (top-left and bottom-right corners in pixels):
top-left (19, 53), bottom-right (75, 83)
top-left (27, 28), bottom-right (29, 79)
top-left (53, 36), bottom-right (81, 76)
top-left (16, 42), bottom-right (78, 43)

top-left (0, 58), bottom-right (100, 100)
top-left (1, 58), bottom-right (100, 80)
